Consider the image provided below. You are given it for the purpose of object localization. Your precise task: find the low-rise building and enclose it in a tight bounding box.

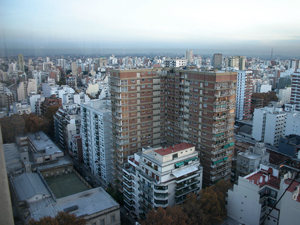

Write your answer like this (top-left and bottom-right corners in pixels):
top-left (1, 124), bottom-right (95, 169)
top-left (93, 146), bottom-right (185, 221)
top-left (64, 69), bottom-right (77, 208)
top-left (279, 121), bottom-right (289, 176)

top-left (278, 135), bottom-right (300, 157)
top-left (227, 164), bottom-right (300, 225)
top-left (28, 132), bottom-right (64, 164)
top-left (122, 143), bottom-right (203, 220)
top-left (236, 142), bottom-right (269, 179)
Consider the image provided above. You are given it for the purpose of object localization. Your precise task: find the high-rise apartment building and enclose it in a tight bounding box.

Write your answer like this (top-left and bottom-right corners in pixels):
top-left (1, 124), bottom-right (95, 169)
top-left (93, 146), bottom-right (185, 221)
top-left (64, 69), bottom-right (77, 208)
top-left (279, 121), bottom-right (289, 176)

top-left (81, 99), bottom-right (113, 186)
top-left (211, 53), bottom-right (222, 69)
top-left (18, 54), bottom-right (24, 72)
top-left (290, 72), bottom-right (300, 111)
top-left (236, 71), bottom-right (253, 120)
top-left (110, 68), bottom-right (237, 188)
top-left (185, 50), bottom-right (193, 64)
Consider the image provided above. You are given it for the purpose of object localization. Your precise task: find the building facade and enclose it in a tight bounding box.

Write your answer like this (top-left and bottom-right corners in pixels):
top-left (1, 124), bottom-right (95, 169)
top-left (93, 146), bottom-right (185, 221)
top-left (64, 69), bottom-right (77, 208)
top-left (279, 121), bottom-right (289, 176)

top-left (252, 107), bottom-right (286, 146)
top-left (81, 99), bottom-right (113, 186)
top-left (236, 142), bottom-right (269, 179)
top-left (236, 71), bottom-right (253, 120)
top-left (291, 72), bottom-right (300, 111)
top-left (122, 143), bottom-right (202, 220)
top-left (227, 164), bottom-right (300, 225)
top-left (110, 68), bottom-right (237, 188)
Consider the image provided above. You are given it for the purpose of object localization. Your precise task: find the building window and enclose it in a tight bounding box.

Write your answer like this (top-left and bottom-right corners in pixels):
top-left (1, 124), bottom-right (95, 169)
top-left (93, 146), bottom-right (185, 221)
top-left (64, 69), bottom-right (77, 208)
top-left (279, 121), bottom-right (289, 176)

top-left (172, 154), bottom-right (178, 159)
top-left (205, 82), bottom-right (208, 86)
top-left (100, 219), bottom-right (105, 225)
top-left (111, 215), bottom-right (115, 223)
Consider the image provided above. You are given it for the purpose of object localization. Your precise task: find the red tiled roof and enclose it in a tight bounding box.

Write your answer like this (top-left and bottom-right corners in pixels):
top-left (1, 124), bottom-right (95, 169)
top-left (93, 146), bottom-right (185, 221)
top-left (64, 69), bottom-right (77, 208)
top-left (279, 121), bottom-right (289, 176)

top-left (154, 143), bottom-right (194, 156)
top-left (246, 170), bottom-right (280, 190)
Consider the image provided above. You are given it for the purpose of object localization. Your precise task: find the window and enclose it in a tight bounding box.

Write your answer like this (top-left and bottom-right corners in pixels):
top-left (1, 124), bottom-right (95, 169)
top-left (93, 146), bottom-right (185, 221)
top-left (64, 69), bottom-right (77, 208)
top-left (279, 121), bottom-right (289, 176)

top-left (131, 86), bottom-right (135, 89)
top-left (111, 215), bottom-right (115, 223)
top-left (205, 82), bottom-right (208, 86)
top-left (203, 104), bottom-right (207, 108)
top-left (142, 85), bottom-right (145, 88)
top-left (131, 79), bottom-right (135, 83)
top-left (142, 79), bottom-right (145, 81)
top-left (100, 219), bottom-right (105, 225)
top-left (172, 154), bottom-right (178, 159)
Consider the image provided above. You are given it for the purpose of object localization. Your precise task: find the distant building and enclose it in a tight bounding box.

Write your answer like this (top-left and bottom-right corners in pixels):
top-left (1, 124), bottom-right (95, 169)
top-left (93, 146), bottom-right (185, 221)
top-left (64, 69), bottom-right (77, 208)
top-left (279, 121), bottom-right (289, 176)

top-left (291, 72), bottom-right (300, 111)
top-left (123, 143), bottom-right (202, 220)
top-left (211, 53), bottom-right (222, 69)
top-left (278, 87), bottom-right (291, 104)
top-left (236, 71), bottom-right (253, 120)
top-left (278, 135), bottom-right (300, 157)
top-left (40, 94), bottom-right (62, 114)
top-left (186, 50), bottom-right (193, 64)
top-left (164, 59), bottom-right (187, 67)
top-left (17, 79), bottom-right (37, 101)
top-left (252, 107), bottom-right (286, 146)
top-left (285, 111), bottom-right (300, 136)
top-left (18, 54), bottom-right (24, 72)
top-left (236, 142), bottom-right (269, 179)
top-left (227, 164), bottom-right (300, 225)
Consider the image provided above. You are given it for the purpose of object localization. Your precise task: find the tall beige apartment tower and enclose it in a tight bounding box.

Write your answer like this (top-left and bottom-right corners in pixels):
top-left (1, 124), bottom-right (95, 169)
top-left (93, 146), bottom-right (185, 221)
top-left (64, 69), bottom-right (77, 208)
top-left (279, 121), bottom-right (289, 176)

top-left (18, 54), bottom-right (24, 72)
top-left (110, 68), bottom-right (237, 188)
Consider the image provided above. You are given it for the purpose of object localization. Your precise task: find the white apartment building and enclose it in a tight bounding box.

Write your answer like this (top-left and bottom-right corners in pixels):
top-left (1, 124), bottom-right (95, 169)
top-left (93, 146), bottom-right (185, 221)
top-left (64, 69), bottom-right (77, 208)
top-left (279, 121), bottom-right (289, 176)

top-left (164, 59), bottom-right (187, 67)
top-left (227, 164), bottom-right (300, 225)
top-left (236, 71), bottom-right (253, 120)
top-left (252, 107), bottom-right (286, 146)
top-left (54, 106), bottom-right (80, 151)
top-left (291, 72), bottom-right (300, 111)
top-left (278, 87), bottom-right (291, 104)
top-left (285, 111), bottom-right (300, 136)
top-left (81, 99), bottom-right (113, 186)
top-left (17, 79), bottom-right (37, 101)
top-left (122, 143), bottom-right (203, 220)
top-left (236, 142), bottom-right (269, 179)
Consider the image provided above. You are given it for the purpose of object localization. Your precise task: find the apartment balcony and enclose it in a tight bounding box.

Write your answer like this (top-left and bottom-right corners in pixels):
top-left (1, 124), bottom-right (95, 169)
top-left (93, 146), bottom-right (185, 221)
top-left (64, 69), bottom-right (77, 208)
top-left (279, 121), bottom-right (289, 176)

top-left (175, 184), bottom-right (199, 197)
top-left (175, 178), bottom-right (200, 191)
top-left (154, 193), bottom-right (168, 200)
top-left (210, 166), bottom-right (231, 175)
top-left (139, 194), bottom-right (152, 204)
top-left (215, 85), bottom-right (230, 90)
top-left (213, 122), bottom-right (226, 127)
top-left (214, 100), bottom-right (228, 105)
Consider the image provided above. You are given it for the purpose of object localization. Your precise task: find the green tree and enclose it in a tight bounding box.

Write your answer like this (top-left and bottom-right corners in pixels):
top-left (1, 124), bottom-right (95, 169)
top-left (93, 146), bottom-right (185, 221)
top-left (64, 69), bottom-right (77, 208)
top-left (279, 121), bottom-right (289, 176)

top-left (28, 211), bottom-right (86, 225)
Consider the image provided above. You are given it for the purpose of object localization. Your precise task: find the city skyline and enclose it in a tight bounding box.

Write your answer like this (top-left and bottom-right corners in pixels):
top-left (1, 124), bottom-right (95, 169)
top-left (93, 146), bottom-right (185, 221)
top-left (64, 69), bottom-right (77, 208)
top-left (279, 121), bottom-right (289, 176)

top-left (1, 0), bottom-right (300, 57)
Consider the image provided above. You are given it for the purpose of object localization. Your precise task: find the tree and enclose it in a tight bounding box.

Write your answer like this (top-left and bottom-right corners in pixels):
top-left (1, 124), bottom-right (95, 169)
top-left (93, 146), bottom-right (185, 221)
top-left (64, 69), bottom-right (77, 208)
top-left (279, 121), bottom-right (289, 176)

top-left (141, 207), bottom-right (173, 225)
top-left (28, 211), bottom-right (86, 225)
top-left (25, 113), bottom-right (45, 133)
top-left (181, 193), bottom-right (205, 225)
top-left (0, 114), bottom-right (27, 143)
top-left (199, 187), bottom-right (223, 225)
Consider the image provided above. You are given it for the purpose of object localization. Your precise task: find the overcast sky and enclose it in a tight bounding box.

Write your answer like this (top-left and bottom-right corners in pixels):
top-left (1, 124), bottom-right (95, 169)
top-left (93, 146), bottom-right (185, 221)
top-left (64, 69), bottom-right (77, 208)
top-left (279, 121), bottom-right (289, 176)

top-left (1, 0), bottom-right (300, 56)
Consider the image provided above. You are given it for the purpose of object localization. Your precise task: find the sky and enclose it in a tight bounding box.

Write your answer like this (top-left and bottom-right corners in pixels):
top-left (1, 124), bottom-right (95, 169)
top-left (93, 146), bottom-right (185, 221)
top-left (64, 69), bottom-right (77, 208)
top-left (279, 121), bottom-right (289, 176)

top-left (1, 0), bottom-right (300, 56)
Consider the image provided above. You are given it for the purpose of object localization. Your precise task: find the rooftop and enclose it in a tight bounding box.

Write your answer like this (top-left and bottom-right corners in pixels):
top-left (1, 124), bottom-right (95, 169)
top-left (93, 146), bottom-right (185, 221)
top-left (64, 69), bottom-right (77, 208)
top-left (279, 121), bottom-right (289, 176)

top-left (28, 131), bottom-right (62, 156)
top-left (245, 166), bottom-right (280, 190)
top-left (154, 143), bottom-right (194, 156)
top-left (28, 187), bottom-right (119, 221)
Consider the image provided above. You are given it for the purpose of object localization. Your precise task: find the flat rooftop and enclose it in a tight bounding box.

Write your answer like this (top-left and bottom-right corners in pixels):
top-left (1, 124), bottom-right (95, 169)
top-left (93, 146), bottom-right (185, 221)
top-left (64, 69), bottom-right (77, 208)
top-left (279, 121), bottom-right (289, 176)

top-left (154, 143), bottom-right (194, 156)
top-left (44, 172), bottom-right (89, 198)
top-left (28, 131), bottom-right (62, 156)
